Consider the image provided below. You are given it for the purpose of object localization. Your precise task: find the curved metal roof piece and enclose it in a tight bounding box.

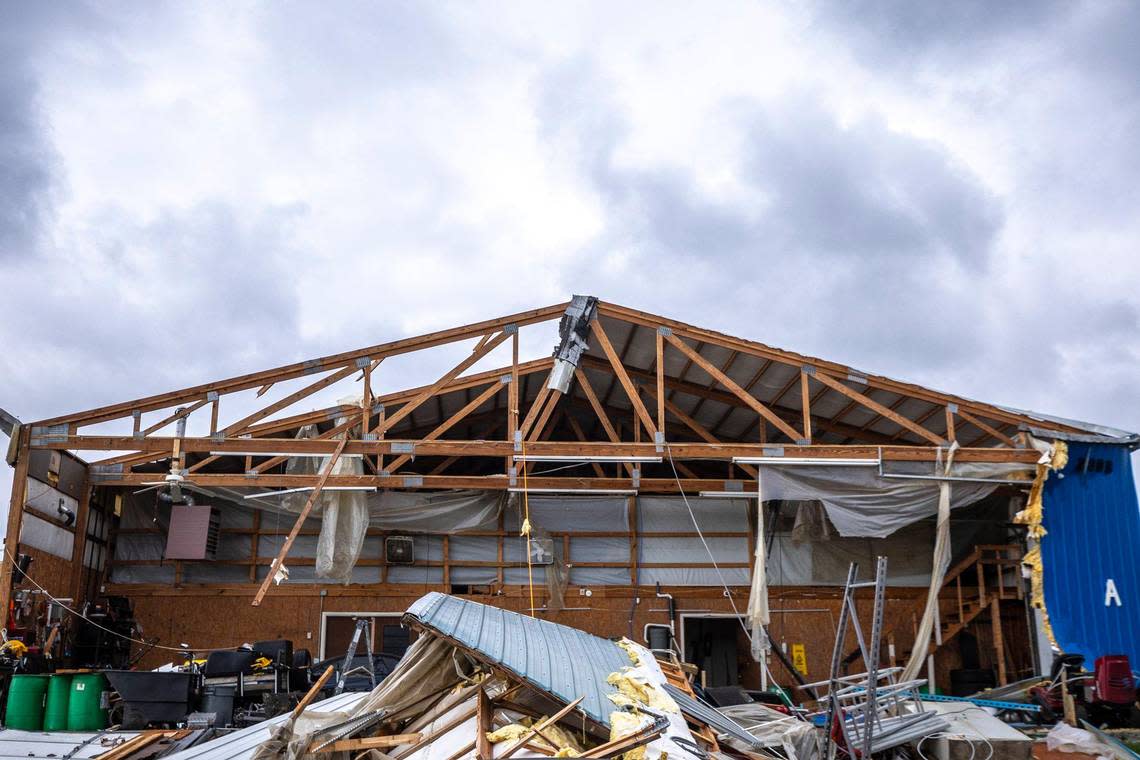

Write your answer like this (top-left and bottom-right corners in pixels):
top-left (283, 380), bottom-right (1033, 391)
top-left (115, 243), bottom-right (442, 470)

top-left (405, 592), bottom-right (631, 726)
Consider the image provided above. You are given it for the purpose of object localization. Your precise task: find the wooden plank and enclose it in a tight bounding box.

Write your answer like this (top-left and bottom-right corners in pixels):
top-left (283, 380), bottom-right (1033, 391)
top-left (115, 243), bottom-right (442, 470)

top-left (316, 734), bottom-right (423, 754)
top-left (591, 319), bottom-right (658, 438)
top-left (141, 400), bottom-right (209, 436)
top-left (655, 330), bottom-right (665, 438)
top-left (990, 598), bottom-right (1006, 685)
top-left (69, 480), bottom-right (93, 601)
top-left (574, 369), bottom-right (635, 478)
top-left (477, 687), bottom-right (492, 760)
top-left (957, 409), bottom-right (1017, 447)
top-left (639, 387), bottom-right (757, 478)
top-left (811, 371), bottom-right (947, 446)
top-left (387, 380), bottom-right (505, 473)
top-left (526, 390), bottom-right (562, 443)
top-left (294, 665), bottom-right (335, 718)
top-left (38, 303), bottom-right (568, 428)
top-left (223, 364), bottom-right (359, 437)
top-left (945, 406), bottom-right (956, 444)
top-left (597, 300), bottom-right (1088, 435)
top-left (800, 371), bottom-right (813, 444)
top-left (518, 376), bottom-right (553, 441)
top-left (497, 697), bottom-right (583, 760)
top-left (251, 439), bottom-right (349, 606)
top-left (379, 331), bottom-right (511, 435)
top-left (0, 426), bottom-right (31, 616)
top-left (663, 332), bottom-right (802, 441)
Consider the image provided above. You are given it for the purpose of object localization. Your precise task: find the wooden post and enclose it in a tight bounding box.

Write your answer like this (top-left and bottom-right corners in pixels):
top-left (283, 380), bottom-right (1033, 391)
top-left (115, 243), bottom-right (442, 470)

top-left (800, 371), bottom-right (812, 444)
top-left (476, 687), bottom-right (493, 760)
top-left (0, 426), bottom-right (31, 620)
top-left (508, 329), bottom-right (519, 475)
top-left (655, 330), bottom-right (665, 440)
top-left (69, 480), bottom-right (93, 602)
top-left (990, 598), bottom-right (1007, 686)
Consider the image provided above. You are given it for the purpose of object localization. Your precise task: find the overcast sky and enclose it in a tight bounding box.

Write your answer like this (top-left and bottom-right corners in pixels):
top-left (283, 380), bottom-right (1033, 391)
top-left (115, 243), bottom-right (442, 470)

top-left (2, 1), bottom-right (1140, 510)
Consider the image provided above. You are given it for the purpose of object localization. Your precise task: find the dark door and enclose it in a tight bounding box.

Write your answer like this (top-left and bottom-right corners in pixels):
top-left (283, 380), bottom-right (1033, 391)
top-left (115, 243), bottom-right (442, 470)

top-left (324, 615), bottom-right (415, 660)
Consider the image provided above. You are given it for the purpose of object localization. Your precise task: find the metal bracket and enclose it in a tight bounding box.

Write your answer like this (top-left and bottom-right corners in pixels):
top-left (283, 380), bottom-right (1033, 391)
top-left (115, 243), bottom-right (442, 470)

top-left (89, 464), bottom-right (124, 482)
top-left (722, 480), bottom-right (745, 493)
top-left (211, 431), bottom-right (225, 443)
top-left (206, 391), bottom-right (219, 402)
top-left (391, 442), bottom-right (414, 454)
top-left (303, 359), bottom-right (324, 375)
top-left (30, 424), bottom-right (69, 446)
top-left (500, 374), bottom-right (512, 384)
top-left (245, 470), bottom-right (259, 479)
top-left (657, 326), bottom-right (672, 336)
top-left (514, 430), bottom-right (522, 452)
top-left (132, 410), bottom-right (143, 439)
top-left (947, 403), bottom-right (959, 413)
top-left (362, 433), bottom-right (377, 441)
top-left (403, 476), bottom-right (424, 488)
top-left (503, 323), bottom-right (519, 335)
top-left (796, 438), bottom-right (811, 446)
top-left (654, 431), bottom-right (665, 452)
top-left (372, 403), bottom-right (385, 414)
top-left (762, 446), bottom-right (784, 457)
top-left (802, 366), bottom-right (816, 376)
top-left (508, 467), bottom-right (517, 487)
top-left (846, 371), bottom-right (868, 385)
top-left (355, 357), bottom-right (372, 369)
top-left (631, 468), bottom-right (641, 489)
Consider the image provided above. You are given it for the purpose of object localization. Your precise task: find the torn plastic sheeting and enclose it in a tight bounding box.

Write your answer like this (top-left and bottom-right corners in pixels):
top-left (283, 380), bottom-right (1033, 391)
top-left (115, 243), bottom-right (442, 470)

top-left (758, 464), bottom-right (1004, 538)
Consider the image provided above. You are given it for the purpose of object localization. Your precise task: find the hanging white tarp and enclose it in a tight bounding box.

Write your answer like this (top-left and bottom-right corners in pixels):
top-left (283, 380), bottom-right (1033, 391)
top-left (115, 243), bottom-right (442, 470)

top-left (757, 463), bottom-right (1020, 538)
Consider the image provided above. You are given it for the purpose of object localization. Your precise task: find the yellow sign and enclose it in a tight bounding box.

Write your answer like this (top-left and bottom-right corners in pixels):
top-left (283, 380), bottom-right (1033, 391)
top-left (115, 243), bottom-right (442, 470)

top-left (791, 643), bottom-right (808, 675)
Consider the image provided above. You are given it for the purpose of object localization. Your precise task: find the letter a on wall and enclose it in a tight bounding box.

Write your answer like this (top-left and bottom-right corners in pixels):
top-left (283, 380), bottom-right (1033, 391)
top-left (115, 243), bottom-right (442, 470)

top-left (1106, 578), bottom-right (1122, 607)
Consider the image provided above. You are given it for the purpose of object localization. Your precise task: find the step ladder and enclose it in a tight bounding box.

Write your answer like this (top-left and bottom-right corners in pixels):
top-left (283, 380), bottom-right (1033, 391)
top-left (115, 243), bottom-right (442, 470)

top-left (334, 617), bottom-right (378, 695)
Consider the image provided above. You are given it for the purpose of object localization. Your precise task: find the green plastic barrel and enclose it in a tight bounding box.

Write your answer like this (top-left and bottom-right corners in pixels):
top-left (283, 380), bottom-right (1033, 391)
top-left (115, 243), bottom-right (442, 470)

top-left (66, 673), bottom-right (108, 731)
top-left (5, 674), bottom-right (49, 730)
top-left (43, 674), bottom-right (72, 731)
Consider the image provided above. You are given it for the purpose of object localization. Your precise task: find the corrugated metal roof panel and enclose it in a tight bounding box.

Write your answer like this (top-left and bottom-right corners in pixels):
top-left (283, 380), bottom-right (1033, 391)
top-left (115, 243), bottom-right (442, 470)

top-left (405, 592), bottom-right (630, 726)
top-left (0, 729), bottom-right (143, 760)
top-left (162, 692), bottom-right (367, 760)
top-left (1042, 442), bottom-right (1140, 668)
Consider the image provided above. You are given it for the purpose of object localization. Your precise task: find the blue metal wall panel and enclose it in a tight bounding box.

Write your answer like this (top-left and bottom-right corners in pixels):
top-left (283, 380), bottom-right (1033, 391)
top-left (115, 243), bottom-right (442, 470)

top-left (405, 592), bottom-right (631, 725)
top-left (1041, 442), bottom-right (1140, 667)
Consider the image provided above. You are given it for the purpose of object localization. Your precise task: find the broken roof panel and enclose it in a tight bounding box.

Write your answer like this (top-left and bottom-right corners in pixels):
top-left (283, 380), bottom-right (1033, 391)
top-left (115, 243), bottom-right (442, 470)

top-left (404, 592), bottom-right (630, 726)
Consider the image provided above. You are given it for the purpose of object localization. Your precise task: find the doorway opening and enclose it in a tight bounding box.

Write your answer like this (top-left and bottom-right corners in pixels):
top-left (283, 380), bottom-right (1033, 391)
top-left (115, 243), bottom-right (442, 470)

top-left (320, 613), bottom-right (415, 661)
top-left (681, 614), bottom-right (761, 690)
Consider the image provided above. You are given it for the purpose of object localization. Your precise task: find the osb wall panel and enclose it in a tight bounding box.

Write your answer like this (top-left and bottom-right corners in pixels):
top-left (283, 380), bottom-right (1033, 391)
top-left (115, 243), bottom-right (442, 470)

top-left (122, 583), bottom-right (1032, 688)
top-left (15, 548), bottom-right (75, 600)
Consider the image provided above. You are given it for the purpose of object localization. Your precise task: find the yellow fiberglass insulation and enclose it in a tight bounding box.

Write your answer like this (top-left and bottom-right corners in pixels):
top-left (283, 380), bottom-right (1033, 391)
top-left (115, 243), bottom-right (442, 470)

top-left (486, 718), bottom-right (583, 755)
top-left (617, 639), bottom-right (643, 665)
top-left (609, 710), bottom-right (651, 760)
top-left (606, 671), bottom-right (676, 712)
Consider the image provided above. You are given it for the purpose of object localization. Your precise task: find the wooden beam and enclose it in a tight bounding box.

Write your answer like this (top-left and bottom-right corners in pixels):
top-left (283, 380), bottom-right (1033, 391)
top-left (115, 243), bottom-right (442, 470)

top-left (69, 480), bottom-right (93, 601)
top-left (526, 390), bottom-right (562, 443)
top-left (800, 371), bottom-right (812, 444)
top-left (945, 406), bottom-right (956, 444)
top-left (141, 400), bottom-right (209, 436)
top-left (598, 301), bottom-right (1082, 435)
top-left (0, 426), bottom-right (31, 617)
top-left (251, 437), bottom-right (348, 606)
top-left (662, 332), bottom-right (802, 442)
top-left (387, 380), bottom-right (505, 473)
top-left (655, 330), bottom-right (665, 439)
top-left (957, 409), bottom-right (1018, 447)
top-left (378, 331), bottom-right (511, 435)
top-left (223, 365), bottom-right (359, 437)
top-left (591, 320), bottom-right (658, 438)
top-left (518, 375), bottom-right (553, 440)
top-left (566, 415), bottom-right (607, 478)
top-left (38, 303), bottom-right (568, 428)
top-left (641, 388), bottom-right (757, 478)
top-left (811, 372), bottom-right (947, 446)
top-left (574, 369), bottom-right (635, 478)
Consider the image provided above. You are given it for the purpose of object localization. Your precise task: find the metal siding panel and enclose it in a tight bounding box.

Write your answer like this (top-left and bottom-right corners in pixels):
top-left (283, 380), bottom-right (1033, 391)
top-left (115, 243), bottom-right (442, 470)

top-left (1041, 443), bottom-right (1140, 667)
top-left (405, 593), bottom-right (630, 725)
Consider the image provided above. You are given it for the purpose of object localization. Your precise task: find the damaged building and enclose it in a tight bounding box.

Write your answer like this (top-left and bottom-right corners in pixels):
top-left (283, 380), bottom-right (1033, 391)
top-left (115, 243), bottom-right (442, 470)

top-left (3, 294), bottom-right (1139, 710)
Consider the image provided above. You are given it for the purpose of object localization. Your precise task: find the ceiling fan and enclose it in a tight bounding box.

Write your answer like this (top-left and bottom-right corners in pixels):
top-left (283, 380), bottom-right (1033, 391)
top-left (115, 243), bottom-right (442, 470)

top-left (131, 408), bottom-right (222, 508)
